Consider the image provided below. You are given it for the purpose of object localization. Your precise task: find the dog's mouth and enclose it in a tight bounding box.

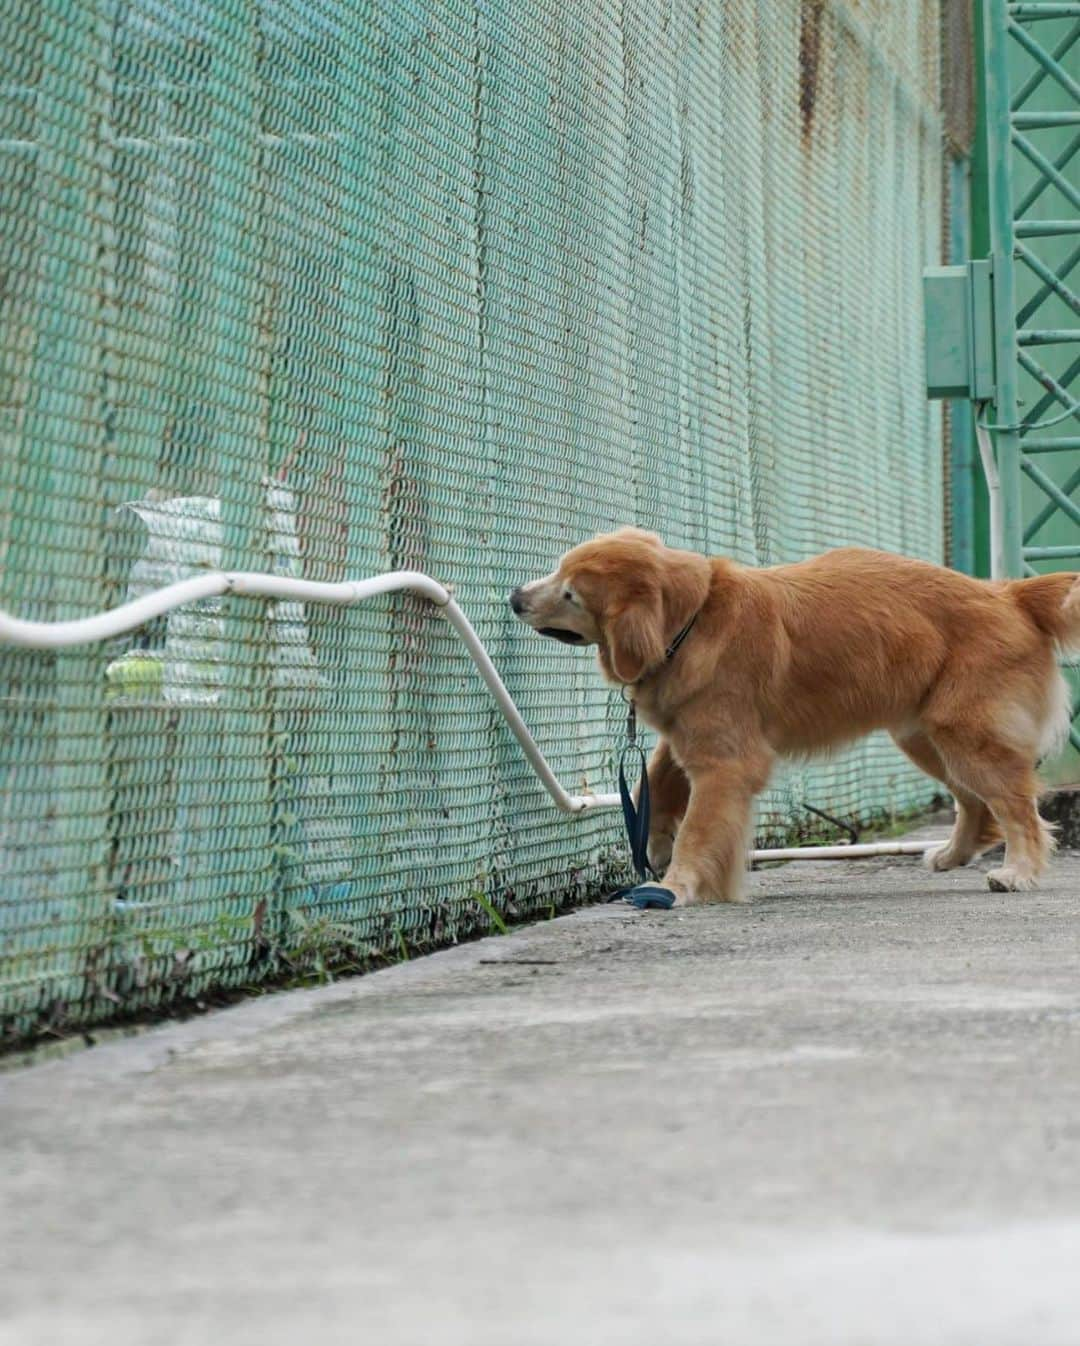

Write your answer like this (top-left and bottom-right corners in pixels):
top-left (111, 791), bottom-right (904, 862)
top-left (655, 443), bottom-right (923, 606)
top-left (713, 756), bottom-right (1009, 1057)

top-left (537, 627), bottom-right (587, 646)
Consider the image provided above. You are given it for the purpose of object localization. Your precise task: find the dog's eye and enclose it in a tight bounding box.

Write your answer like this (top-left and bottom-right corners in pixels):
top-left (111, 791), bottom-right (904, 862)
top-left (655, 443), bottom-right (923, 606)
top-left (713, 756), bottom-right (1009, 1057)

top-left (563, 589), bottom-right (576, 603)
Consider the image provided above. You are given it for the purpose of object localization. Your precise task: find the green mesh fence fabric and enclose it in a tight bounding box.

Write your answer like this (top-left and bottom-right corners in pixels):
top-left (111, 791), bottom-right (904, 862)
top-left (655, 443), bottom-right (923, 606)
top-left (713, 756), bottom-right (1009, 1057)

top-left (0, 0), bottom-right (945, 1038)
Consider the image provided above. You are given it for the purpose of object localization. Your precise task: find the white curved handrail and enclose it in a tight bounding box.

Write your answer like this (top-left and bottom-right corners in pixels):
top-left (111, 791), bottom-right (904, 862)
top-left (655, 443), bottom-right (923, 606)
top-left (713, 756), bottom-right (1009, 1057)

top-left (0, 571), bottom-right (935, 860)
top-left (0, 569), bottom-right (614, 814)
top-left (0, 570), bottom-right (449, 649)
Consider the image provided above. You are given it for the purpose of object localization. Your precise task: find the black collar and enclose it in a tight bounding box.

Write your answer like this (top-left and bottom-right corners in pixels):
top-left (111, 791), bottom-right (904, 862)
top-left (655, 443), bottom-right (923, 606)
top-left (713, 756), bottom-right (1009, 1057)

top-left (663, 612), bottom-right (698, 663)
top-left (623, 611), bottom-right (700, 695)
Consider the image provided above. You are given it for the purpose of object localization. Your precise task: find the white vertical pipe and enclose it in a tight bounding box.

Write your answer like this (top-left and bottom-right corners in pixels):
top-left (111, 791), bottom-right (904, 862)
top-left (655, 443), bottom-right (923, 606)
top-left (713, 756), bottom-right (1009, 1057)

top-left (975, 409), bottom-right (1006, 579)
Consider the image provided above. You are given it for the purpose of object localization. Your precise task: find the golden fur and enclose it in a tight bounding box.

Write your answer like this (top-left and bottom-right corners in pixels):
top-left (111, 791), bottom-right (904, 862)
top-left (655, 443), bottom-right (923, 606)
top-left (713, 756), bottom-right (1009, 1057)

top-left (511, 528), bottom-right (1080, 904)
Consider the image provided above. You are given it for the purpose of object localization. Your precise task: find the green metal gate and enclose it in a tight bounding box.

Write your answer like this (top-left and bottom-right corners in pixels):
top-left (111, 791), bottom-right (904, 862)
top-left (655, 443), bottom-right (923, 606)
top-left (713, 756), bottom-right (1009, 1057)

top-left (984, 0), bottom-right (1080, 584)
top-left (929, 0), bottom-right (1080, 760)
top-left (990, 0), bottom-right (1080, 761)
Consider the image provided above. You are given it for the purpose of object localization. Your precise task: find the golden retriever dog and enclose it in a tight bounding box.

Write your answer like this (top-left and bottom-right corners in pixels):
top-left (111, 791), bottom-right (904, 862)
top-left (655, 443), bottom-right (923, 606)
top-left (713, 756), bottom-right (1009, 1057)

top-left (510, 528), bottom-right (1080, 905)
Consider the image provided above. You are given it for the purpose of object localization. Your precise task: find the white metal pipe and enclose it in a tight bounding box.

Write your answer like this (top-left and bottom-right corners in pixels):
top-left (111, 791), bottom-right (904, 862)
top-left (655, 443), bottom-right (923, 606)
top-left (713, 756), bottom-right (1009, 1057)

top-left (0, 569), bottom-right (458, 648)
top-left (0, 572), bottom-right (229, 648)
top-left (975, 408), bottom-right (1005, 580)
top-left (438, 595), bottom-right (617, 813)
top-left (0, 568), bottom-right (615, 815)
top-left (0, 569), bottom-right (937, 856)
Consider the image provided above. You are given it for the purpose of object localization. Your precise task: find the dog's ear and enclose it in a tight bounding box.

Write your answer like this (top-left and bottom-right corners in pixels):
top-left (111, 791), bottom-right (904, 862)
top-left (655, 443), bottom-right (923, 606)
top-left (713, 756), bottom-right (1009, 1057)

top-left (605, 592), bottom-right (666, 684)
top-left (659, 548), bottom-right (712, 635)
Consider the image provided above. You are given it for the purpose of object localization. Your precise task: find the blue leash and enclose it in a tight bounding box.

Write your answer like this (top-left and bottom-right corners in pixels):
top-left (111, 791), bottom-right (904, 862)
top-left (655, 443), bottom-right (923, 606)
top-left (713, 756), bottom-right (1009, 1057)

top-left (609, 697), bottom-right (677, 910)
top-left (618, 736), bottom-right (653, 883)
top-left (606, 613), bottom-right (700, 912)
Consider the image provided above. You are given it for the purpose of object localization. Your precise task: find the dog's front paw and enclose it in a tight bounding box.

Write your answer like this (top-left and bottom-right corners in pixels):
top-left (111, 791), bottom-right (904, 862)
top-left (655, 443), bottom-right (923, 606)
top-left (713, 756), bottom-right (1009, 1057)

top-left (986, 866), bottom-right (1038, 893)
top-left (661, 876), bottom-right (696, 907)
top-left (668, 882), bottom-right (748, 907)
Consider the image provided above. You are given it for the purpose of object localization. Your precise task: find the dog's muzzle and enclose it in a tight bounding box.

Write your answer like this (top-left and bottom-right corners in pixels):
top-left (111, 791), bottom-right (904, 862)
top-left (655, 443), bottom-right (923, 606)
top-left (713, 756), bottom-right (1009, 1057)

top-left (537, 627), bottom-right (586, 645)
top-left (509, 587), bottom-right (586, 644)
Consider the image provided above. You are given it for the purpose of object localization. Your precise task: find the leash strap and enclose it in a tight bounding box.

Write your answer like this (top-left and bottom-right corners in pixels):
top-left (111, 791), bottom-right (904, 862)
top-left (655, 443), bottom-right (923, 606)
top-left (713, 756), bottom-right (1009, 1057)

top-left (618, 700), bottom-right (654, 882)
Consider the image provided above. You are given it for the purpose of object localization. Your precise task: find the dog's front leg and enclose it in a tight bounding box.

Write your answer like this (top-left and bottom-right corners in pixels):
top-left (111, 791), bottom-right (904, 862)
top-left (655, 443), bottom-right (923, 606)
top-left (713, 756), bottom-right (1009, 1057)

top-left (636, 739), bottom-right (690, 874)
top-left (661, 752), bottom-right (772, 905)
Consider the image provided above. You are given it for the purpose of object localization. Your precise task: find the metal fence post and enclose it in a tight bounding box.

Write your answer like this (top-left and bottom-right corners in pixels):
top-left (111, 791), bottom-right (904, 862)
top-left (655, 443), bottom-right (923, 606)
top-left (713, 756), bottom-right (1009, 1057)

top-left (984, 0), bottom-right (1026, 577)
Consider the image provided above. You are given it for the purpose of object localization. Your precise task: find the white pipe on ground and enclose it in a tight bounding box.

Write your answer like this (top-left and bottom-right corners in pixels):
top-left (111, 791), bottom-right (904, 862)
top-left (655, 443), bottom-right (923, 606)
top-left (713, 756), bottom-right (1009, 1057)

top-left (750, 840), bottom-right (933, 863)
top-left (0, 570), bottom-right (935, 861)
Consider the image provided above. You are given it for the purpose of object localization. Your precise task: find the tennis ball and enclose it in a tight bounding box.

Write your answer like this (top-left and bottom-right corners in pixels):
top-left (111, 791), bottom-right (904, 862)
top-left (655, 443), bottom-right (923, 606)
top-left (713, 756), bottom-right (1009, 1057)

top-left (105, 652), bottom-right (164, 700)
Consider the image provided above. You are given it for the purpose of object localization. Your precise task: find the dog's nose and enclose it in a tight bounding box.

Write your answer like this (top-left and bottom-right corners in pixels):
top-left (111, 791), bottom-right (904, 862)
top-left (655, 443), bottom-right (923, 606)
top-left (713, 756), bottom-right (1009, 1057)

top-left (509, 587), bottom-right (526, 615)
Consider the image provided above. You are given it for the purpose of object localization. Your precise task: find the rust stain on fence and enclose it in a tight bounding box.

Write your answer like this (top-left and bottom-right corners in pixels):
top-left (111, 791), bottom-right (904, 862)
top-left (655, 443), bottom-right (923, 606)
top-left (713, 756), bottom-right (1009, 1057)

top-left (799, 0), bottom-right (826, 140)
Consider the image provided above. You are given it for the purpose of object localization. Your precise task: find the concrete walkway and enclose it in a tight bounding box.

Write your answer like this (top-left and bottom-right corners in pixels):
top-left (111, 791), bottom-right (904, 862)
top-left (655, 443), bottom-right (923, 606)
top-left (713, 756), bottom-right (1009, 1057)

top-left (5, 824), bottom-right (1080, 1346)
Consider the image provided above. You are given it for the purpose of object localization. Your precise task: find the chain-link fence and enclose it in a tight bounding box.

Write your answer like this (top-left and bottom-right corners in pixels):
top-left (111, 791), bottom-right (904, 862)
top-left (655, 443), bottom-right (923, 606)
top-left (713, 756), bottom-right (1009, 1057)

top-left (1, 0), bottom-right (945, 1039)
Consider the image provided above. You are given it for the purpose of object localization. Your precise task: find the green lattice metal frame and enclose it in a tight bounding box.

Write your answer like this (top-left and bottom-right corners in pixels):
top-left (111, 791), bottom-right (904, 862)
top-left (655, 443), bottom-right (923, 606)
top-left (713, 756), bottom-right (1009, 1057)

top-left (984, 0), bottom-right (1080, 750)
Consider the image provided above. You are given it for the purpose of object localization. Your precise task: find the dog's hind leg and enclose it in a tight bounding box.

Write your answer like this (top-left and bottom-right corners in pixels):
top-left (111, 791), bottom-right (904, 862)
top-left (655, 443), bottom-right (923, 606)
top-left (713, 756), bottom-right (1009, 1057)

top-left (891, 729), bottom-right (1002, 871)
top-left (927, 725), bottom-right (1052, 892)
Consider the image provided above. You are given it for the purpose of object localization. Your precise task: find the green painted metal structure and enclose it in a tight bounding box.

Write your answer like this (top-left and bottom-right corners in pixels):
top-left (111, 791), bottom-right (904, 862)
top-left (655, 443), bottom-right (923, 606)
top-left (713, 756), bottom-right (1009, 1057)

top-left (981, 0), bottom-right (1080, 762)
top-left (0, 1), bottom-right (948, 1040)
top-left (932, 1), bottom-right (1078, 770)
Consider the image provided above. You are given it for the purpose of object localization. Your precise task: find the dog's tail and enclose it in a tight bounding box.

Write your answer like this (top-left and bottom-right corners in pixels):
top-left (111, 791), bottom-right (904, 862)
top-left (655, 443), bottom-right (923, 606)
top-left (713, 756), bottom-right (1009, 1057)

top-left (1010, 571), bottom-right (1080, 652)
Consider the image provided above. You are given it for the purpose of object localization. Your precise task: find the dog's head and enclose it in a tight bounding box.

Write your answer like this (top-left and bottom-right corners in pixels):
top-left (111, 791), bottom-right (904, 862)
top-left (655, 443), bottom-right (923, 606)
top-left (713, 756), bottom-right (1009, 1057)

top-left (509, 527), bottom-right (711, 683)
